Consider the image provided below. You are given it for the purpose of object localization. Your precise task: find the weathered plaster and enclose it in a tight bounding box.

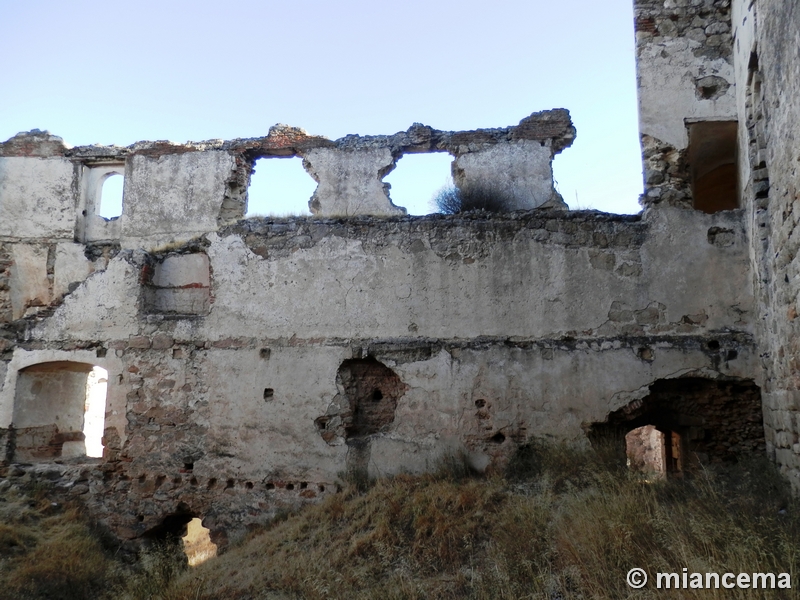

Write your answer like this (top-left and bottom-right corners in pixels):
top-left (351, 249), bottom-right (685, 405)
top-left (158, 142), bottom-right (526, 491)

top-left (0, 157), bottom-right (76, 239)
top-left (0, 53), bottom-right (793, 547)
top-left (451, 140), bottom-right (564, 210)
top-left (121, 152), bottom-right (238, 249)
top-left (303, 147), bottom-right (404, 217)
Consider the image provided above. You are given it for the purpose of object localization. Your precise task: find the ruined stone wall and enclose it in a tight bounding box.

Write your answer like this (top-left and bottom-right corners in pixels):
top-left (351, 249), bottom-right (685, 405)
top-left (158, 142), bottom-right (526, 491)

top-left (634, 0), bottom-right (736, 209)
top-left (634, 0), bottom-right (800, 488)
top-left (1, 208), bottom-right (759, 542)
top-left (731, 0), bottom-right (800, 489)
top-left (0, 105), bottom-right (767, 544)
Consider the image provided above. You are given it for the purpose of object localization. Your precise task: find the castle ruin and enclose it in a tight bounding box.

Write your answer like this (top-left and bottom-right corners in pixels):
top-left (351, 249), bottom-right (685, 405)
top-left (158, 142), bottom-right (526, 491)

top-left (0, 0), bottom-right (798, 549)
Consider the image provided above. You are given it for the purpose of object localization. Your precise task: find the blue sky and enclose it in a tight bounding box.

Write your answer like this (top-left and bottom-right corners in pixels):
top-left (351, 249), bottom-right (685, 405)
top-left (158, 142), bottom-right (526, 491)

top-left (0, 0), bottom-right (643, 215)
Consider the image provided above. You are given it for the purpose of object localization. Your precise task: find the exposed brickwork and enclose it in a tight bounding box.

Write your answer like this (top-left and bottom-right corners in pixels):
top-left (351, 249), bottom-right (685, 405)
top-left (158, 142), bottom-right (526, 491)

top-left (0, 130), bottom-right (67, 158)
top-left (596, 377), bottom-right (764, 464)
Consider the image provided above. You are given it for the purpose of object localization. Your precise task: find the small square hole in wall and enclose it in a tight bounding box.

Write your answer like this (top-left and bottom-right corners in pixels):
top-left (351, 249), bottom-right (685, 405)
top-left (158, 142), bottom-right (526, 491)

top-left (260, 348), bottom-right (271, 360)
top-left (263, 388), bottom-right (274, 401)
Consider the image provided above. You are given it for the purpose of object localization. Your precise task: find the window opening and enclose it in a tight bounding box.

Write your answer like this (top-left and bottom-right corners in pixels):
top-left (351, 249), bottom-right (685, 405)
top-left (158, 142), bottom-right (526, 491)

top-left (687, 121), bottom-right (739, 213)
top-left (383, 152), bottom-right (454, 215)
top-left (12, 361), bottom-right (108, 461)
top-left (83, 366), bottom-right (108, 458)
top-left (246, 157), bottom-right (316, 217)
top-left (99, 173), bottom-right (124, 219)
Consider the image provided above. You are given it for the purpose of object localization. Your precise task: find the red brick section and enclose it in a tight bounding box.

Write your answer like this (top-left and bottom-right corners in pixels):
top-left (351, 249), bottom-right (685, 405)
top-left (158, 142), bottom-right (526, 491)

top-left (0, 130), bottom-right (67, 157)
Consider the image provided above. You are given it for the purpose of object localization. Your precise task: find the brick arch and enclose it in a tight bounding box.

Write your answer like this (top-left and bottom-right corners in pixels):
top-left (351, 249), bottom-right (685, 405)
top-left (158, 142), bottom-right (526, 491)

top-left (591, 377), bottom-right (765, 469)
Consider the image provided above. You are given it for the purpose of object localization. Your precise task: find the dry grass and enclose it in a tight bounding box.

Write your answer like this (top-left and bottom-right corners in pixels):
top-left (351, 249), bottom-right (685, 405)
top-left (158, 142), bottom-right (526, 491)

top-left (0, 483), bottom-right (186, 600)
top-left (0, 485), bottom-right (117, 600)
top-left (161, 445), bottom-right (800, 600)
top-left (1, 445), bottom-right (798, 599)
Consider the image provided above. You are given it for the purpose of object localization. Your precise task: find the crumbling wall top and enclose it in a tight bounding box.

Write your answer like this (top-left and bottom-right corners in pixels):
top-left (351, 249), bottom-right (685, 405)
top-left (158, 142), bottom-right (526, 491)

top-left (1, 109), bottom-right (575, 161)
top-left (0, 130), bottom-right (69, 158)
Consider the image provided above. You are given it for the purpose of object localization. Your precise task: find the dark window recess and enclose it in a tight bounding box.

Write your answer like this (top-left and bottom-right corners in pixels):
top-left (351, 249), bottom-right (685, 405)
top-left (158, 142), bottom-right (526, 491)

top-left (687, 121), bottom-right (739, 213)
top-left (590, 377), bottom-right (764, 470)
top-left (263, 388), bottom-right (274, 400)
top-left (490, 432), bottom-right (506, 444)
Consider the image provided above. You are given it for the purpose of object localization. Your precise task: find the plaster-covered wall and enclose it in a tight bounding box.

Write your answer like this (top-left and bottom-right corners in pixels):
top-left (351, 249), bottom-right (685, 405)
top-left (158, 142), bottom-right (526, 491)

top-left (633, 0), bottom-right (800, 488)
top-left (0, 198), bottom-right (761, 542)
top-left (0, 85), bottom-right (776, 545)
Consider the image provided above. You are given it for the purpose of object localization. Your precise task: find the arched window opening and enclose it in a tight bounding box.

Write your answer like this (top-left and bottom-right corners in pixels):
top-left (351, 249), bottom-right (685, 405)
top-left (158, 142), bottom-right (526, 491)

top-left (383, 152), bottom-right (454, 215)
top-left (12, 361), bottom-right (108, 461)
top-left (99, 173), bottom-right (124, 219)
top-left (246, 157), bottom-right (316, 217)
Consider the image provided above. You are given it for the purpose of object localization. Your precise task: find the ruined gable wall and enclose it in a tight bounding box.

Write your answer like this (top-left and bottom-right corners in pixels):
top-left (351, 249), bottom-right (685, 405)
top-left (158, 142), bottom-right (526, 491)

top-left (635, 0), bottom-right (736, 209)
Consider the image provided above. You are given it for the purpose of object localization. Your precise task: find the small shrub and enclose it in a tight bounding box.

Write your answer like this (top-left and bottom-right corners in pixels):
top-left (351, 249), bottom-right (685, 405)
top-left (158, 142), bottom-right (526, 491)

top-left (432, 185), bottom-right (509, 214)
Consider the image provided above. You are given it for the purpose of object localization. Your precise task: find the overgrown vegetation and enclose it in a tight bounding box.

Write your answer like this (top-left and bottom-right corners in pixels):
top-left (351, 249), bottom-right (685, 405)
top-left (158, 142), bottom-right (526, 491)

top-left (1, 444), bottom-right (798, 599)
top-left (0, 482), bottom-right (187, 600)
top-left (432, 185), bottom-right (510, 214)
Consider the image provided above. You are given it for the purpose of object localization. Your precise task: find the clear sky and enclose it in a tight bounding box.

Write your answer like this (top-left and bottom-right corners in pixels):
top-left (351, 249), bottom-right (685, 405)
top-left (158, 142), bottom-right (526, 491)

top-left (0, 0), bottom-right (643, 215)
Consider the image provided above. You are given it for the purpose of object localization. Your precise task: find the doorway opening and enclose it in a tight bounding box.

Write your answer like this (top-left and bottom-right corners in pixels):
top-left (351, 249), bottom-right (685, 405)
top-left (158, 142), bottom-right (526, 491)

top-left (12, 362), bottom-right (108, 460)
top-left (625, 425), bottom-right (683, 479)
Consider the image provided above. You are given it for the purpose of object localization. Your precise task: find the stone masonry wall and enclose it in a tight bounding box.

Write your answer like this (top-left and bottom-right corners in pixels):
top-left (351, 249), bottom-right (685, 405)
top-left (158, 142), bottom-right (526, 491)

top-left (0, 201), bottom-right (760, 544)
top-left (635, 0), bottom-right (736, 209)
top-left (732, 0), bottom-right (800, 489)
